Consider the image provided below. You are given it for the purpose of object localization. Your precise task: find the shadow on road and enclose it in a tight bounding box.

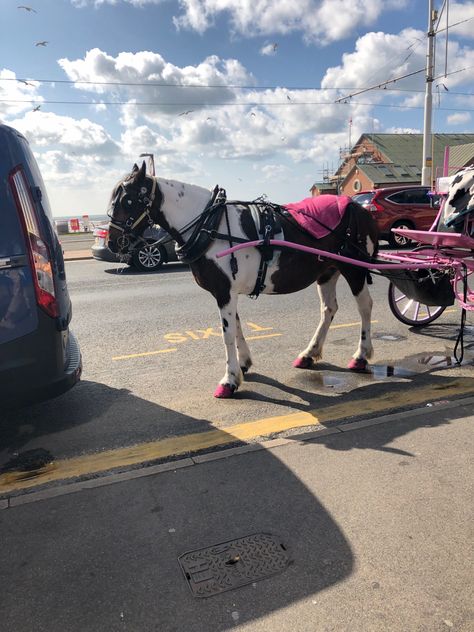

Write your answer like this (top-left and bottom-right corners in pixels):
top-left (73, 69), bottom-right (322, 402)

top-left (0, 381), bottom-right (354, 632)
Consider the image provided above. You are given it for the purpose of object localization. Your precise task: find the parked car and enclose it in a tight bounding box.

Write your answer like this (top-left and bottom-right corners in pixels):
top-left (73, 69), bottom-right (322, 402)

top-left (0, 123), bottom-right (82, 408)
top-left (92, 224), bottom-right (178, 271)
top-left (352, 185), bottom-right (441, 247)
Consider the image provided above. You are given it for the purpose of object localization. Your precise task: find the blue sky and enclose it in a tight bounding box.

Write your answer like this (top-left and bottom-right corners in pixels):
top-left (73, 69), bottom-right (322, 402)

top-left (1, 0), bottom-right (474, 216)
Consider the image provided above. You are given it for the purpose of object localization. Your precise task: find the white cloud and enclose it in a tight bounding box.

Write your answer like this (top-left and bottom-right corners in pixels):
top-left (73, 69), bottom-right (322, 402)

top-left (0, 69), bottom-right (43, 118)
top-left (447, 111), bottom-right (471, 125)
top-left (440, 2), bottom-right (474, 40)
top-left (173, 0), bottom-right (407, 44)
top-left (58, 48), bottom-right (255, 121)
top-left (385, 126), bottom-right (421, 133)
top-left (260, 42), bottom-right (278, 56)
top-left (9, 111), bottom-right (119, 159)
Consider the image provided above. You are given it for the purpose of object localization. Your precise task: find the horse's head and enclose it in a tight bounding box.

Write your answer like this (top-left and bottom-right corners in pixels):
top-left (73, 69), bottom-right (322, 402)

top-left (107, 161), bottom-right (162, 254)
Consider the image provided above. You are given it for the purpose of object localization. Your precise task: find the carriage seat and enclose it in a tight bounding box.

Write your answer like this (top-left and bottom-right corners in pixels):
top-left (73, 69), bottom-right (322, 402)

top-left (391, 227), bottom-right (474, 250)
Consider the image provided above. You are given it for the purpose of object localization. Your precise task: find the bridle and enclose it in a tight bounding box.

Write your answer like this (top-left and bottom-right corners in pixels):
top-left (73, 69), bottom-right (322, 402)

top-left (108, 176), bottom-right (157, 252)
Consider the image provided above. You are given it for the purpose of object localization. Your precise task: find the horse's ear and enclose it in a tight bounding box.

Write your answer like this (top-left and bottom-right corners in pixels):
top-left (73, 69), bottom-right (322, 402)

top-left (131, 163), bottom-right (139, 173)
top-left (138, 160), bottom-right (147, 182)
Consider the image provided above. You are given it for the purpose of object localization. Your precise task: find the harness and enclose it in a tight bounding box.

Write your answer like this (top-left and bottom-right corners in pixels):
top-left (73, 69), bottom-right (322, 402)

top-left (108, 178), bottom-right (157, 251)
top-left (174, 189), bottom-right (283, 298)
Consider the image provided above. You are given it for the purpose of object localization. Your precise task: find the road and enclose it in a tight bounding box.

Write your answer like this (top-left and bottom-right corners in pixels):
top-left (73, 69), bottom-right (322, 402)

top-left (1, 257), bottom-right (473, 482)
top-left (59, 232), bottom-right (95, 252)
top-left (1, 258), bottom-right (473, 631)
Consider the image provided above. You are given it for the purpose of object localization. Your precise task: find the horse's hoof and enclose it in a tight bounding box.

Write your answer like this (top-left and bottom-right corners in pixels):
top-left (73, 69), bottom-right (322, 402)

top-left (214, 384), bottom-right (236, 398)
top-left (293, 356), bottom-right (314, 369)
top-left (348, 358), bottom-right (369, 372)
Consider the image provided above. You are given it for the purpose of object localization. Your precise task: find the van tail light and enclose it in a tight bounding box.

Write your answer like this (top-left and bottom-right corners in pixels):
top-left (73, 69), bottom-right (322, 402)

top-left (95, 228), bottom-right (108, 239)
top-left (9, 168), bottom-right (58, 318)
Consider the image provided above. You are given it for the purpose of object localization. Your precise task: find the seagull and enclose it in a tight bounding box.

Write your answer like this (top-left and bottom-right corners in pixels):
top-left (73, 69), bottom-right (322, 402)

top-left (178, 110), bottom-right (193, 116)
top-left (32, 105), bottom-right (41, 112)
top-left (272, 43), bottom-right (278, 52)
top-left (35, 41), bottom-right (48, 46)
top-left (18, 5), bottom-right (37, 12)
top-left (250, 112), bottom-right (256, 117)
top-left (287, 95), bottom-right (291, 101)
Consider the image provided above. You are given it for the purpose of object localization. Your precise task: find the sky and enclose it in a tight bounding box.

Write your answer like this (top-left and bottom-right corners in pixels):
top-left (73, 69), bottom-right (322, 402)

top-left (1, 0), bottom-right (474, 217)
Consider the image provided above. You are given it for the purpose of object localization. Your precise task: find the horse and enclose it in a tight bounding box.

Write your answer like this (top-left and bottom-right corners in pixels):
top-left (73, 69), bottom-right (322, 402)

top-left (107, 162), bottom-right (379, 398)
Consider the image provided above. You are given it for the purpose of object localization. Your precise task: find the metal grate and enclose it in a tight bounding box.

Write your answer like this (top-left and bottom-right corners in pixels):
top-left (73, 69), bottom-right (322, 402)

top-left (178, 532), bottom-right (290, 598)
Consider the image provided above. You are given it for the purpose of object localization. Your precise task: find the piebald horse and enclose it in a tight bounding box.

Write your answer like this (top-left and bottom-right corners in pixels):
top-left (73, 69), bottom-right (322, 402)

top-left (107, 162), bottom-right (378, 398)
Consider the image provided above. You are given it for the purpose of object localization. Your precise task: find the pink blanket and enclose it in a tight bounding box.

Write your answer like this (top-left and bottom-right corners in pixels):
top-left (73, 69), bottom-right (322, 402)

top-left (284, 194), bottom-right (352, 239)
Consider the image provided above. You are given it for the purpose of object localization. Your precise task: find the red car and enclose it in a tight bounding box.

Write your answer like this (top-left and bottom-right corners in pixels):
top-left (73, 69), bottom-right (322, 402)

top-left (352, 185), bottom-right (441, 247)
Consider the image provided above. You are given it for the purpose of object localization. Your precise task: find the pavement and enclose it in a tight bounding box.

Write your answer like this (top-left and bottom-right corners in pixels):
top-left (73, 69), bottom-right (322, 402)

top-left (64, 248), bottom-right (93, 261)
top-left (1, 398), bottom-right (473, 632)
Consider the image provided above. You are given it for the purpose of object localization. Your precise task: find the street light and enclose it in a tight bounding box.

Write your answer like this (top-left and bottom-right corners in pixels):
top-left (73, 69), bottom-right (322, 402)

top-left (421, 0), bottom-right (437, 187)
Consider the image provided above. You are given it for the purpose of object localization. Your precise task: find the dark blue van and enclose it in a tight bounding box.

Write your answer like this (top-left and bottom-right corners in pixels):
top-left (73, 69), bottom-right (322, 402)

top-left (0, 123), bottom-right (82, 408)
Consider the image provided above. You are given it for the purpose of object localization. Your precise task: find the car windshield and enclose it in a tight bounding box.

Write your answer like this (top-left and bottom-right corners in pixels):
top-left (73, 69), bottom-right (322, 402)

top-left (352, 192), bottom-right (374, 206)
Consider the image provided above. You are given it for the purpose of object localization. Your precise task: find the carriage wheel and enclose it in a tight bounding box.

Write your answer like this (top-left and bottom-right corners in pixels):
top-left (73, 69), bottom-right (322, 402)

top-left (388, 282), bottom-right (446, 326)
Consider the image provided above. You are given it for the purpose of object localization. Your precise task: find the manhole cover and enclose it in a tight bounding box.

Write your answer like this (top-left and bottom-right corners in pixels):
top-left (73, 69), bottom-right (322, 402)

top-left (178, 533), bottom-right (290, 598)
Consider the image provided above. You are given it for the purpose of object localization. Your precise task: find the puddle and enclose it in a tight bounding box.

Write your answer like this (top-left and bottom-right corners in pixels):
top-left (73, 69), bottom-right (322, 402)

top-left (401, 349), bottom-right (474, 372)
top-left (292, 348), bottom-right (474, 395)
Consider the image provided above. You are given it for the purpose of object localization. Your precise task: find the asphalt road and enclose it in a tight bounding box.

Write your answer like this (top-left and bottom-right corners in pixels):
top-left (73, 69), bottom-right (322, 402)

top-left (1, 258), bottom-right (473, 474)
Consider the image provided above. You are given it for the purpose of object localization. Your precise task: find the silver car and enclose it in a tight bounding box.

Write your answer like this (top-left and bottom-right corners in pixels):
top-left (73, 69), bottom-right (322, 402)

top-left (92, 224), bottom-right (178, 271)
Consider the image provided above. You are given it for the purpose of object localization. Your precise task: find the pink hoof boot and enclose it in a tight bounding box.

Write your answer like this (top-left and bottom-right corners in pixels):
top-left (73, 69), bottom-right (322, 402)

top-left (293, 356), bottom-right (314, 369)
top-left (214, 384), bottom-right (236, 398)
top-left (348, 358), bottom-right (369, 372)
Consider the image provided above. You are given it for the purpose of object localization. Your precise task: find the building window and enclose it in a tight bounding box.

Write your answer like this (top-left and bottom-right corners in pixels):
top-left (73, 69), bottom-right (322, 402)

top-left (353, 179), bottom-right (362, 192)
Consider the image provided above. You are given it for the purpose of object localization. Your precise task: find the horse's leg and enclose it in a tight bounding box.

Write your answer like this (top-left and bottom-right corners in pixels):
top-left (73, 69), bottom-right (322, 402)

top-left (293, 271), bottom-right (340, 369)
top-left (236, 313), bottom-right (253, 374)
top-left (347, 277), bottom-right (374, 372)
top-left (214, 293), bottom-right (243, 398)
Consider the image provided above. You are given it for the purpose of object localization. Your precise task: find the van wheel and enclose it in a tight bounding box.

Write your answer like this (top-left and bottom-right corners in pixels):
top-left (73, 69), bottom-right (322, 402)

top-left (131, 241), bottom-right (166, 271)
top-left (388, 221), bottom-right (414, 248)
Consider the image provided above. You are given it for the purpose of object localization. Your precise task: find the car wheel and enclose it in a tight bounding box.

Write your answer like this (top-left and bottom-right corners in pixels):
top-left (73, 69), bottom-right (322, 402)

top-left (131, 241), bottom-right (166, 271)
top-left (388, 221), bottom-right (414, 248)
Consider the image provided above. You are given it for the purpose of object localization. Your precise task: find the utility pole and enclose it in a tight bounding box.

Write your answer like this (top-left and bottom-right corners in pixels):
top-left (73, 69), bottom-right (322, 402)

top-left (421, 0), bottom-right (437, 186)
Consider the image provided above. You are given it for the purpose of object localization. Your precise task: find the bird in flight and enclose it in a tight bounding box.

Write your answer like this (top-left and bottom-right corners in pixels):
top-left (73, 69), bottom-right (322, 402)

top-left (18, 79), bottom-right (33, 86)
top-left (272, 43), bottom-right (278, 52)
top-left (18, 5), bottom-right (37, 12)
top-left (35, 41), bottom-right (48, 46)
top-left (32, 105), bottom-right (41, 112)
top-left (178, 110), bottom-right (194, 116)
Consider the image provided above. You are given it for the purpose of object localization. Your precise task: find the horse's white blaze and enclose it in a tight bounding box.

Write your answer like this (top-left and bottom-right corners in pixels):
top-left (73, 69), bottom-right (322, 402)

top-left (366, 235), bottom-right (376, 256)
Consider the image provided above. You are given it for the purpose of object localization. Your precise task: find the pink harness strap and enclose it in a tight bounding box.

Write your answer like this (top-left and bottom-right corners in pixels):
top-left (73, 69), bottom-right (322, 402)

top-left (284, 194), bottom-right (351, 239)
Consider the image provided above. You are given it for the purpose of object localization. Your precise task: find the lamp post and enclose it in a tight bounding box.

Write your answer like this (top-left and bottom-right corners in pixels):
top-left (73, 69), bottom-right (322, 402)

top-left (421, 0), bottom-right (437, 186)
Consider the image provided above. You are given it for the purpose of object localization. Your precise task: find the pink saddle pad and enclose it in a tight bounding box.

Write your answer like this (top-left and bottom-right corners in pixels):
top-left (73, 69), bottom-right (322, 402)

top-left (284, 195), bottom-right (351, 239)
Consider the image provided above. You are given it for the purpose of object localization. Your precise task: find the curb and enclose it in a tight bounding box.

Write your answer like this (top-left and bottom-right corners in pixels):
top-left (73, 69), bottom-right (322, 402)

top-left (63, 251), bottom-right (94, 261)
top-left (2, 394), bottom-right (473, 508)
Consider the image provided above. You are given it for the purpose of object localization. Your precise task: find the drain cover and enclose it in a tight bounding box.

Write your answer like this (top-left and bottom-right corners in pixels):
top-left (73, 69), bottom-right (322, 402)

top-left (178, 532), bottom-right (289, 598)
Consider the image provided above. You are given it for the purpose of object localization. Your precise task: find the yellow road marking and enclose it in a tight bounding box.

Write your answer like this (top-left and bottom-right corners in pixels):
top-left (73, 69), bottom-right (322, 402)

top-left (112, 348), bottom-right (177, 361)
top-left (111, 320), bottom-right (379, 362)
top-left (330, 319), bottom-right (378, 330)
top-left (1, 378), bottom-right (472, 495)
top-left (247, 333), bottom-right (282, 340)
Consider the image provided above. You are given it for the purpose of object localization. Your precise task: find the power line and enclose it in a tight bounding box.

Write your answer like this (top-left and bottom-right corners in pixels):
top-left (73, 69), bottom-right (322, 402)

top-left (3, 98), bottom-right (474, 112)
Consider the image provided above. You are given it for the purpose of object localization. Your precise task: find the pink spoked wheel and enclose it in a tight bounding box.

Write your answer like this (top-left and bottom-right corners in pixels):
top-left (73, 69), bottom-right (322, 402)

top-left (388, 282), bottom-right (446, 326)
